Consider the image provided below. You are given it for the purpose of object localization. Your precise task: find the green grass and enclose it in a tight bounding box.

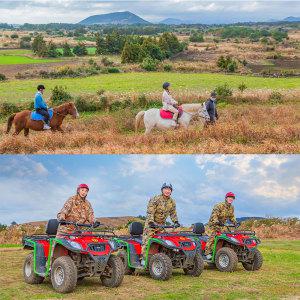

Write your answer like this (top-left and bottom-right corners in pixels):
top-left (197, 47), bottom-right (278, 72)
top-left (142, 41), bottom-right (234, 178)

top-left (0, 240), bottom-right (299, 300)
top-left (0, 244), bottom-right (20, 248)
top-left (0, 55), bottom-right (62, 65)
top-left (0, 72), bottom-right (299, 103)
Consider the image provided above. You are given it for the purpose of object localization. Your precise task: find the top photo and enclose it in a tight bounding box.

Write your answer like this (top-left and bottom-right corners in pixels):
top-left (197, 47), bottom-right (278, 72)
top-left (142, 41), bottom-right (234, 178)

top-left (0, 0), bottom-right (299, 154)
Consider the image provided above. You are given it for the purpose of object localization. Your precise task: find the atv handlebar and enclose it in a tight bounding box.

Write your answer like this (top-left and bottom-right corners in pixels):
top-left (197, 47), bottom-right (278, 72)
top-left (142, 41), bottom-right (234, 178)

top-left (59, 220), bottom-right (102, 228)
top-left (149, 223), bottom-right (180, 229)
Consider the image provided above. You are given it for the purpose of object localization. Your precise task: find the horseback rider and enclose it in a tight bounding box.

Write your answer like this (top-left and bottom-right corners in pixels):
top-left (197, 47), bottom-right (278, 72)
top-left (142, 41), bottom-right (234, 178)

top-left (34, 85), bottom-right (51, 130)
top-left (141, 183), bottom-right (180, 266)
top-left (162, 82), bottom-right (179, 126)
top-left (57, 183), bottom-right (98, 234)
top-left (205, 91), bottom-right (218, 126)
top-left (204, 192), bottom-right (238, 260)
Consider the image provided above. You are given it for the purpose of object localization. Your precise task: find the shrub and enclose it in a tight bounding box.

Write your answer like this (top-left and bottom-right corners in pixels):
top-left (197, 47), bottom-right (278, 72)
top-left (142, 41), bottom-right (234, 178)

top-left (73, 42), bottom-right (88, 56)
top-left (99, 96), bottom-right (109, 110)
top-left (10, 33), bottom-right (18, 39)
top-left (62, 42), bottom-right (73, 57)
top-left (189, 32), bottom-right (204, 42)
top-left (101, 56), bottom-right (114, 66)
top-left (163, 64), bottom-right (172, 72)
top-left (0, 102), bottom-right (19, 115)
top-left (268, 91), bottom-right (283, 104)
top-left (0, 73), bottom-right (7, 81)
top-left (107, 67), bottom-right (120, 73)
top-left (215, 83), bottom-right (233, 98)
top-left (217, 55), bottom-right (238, 72)
top-left (137, 94), bottom-right (148, 108)
top-left (141, 56), bottom-right (158, 71)
top-left (238, 82), bottom-right (247, 93)
top-left (51, 86), bottom-right (72, 105)
top-left (110, 100), bottom-right (123, 111)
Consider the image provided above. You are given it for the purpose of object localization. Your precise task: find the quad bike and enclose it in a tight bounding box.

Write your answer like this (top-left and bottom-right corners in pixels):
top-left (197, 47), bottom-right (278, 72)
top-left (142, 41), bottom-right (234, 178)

top-left (114, 222), bottom-right (204, 281)
top-left (180, 222), bottom-right (263, 272)
top-left (22, 219), bottom-right (125, 293)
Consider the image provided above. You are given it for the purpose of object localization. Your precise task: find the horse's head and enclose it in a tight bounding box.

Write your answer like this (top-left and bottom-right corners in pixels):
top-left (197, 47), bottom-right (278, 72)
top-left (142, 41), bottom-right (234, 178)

top-left (64, 102), bottom-right (79, 119)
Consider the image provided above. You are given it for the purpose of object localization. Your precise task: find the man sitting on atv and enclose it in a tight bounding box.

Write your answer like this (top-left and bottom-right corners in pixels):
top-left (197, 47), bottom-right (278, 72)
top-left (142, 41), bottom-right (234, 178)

top-left (204, 192), bottom-right (238, 259)
top-left (141, 183), bottom-right (181, 265)
top-left (205, 91), bottom-right (218, 126)
top-left (57, 183), bottom-right (97, 234)
top-left (34, 84), bottom-right (51, 130)
top-left (162, 82), bottom-right (179, 126)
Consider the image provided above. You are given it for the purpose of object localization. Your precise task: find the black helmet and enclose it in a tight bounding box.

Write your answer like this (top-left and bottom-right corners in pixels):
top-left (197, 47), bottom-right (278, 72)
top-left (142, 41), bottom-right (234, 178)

top-left (37, 84), bottom-right (45, 91)
top-left (163, 82), bottom-right (170, 90)
top-left (161, 182), bottom-right (173, 191)
top-left (211, 91), bottom-right (217, 97)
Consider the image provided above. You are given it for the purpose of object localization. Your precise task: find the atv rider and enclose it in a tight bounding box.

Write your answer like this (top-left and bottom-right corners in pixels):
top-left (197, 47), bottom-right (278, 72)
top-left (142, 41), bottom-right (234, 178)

top-left (205, 91), bottom-right (218, 126)
top-left (34, 84), bottom-right (51, 130)
top-left (141, 183), bottom-right (180, 265)
top-left (162, 82), bottom-right (179, 126)
top-left (57, 183), bottom-right (97, 234)
top-left (204, 192), bottom-right (238, 259)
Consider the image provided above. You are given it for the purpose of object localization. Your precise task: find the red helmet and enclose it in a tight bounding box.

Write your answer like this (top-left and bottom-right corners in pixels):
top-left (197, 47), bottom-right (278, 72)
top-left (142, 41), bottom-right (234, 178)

top-left (225, 192), bottom-right (235, 199)
top-left (77, 183), bottom-right (89, 192)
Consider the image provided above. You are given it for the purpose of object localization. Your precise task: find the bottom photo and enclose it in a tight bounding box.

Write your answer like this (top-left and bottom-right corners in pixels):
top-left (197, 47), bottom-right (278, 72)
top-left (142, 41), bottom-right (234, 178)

top-left (0, 154), bottom-right (299, 300)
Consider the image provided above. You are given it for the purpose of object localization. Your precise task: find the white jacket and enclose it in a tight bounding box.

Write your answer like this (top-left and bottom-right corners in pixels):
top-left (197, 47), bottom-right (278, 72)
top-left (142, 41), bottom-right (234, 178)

top-left (162, 90), bottom-right (177, 110)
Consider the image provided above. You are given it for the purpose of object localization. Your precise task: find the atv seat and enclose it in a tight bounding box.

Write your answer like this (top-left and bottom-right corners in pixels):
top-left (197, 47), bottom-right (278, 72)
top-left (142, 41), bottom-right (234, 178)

top-left (46, 219), bottom-right (59, 236)
top-left (129, 222), bottom-right (143, 244)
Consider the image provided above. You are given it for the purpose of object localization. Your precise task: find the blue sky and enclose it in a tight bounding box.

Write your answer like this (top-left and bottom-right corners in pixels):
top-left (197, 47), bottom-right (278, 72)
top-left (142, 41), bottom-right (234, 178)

top-left (0, 155), bottom-right (299, 225)
top-left (0, 1), bottom-right (299, 24)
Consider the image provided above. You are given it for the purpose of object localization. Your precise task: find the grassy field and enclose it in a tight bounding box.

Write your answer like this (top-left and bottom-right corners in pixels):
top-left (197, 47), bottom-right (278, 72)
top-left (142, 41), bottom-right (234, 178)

top-left (0, 72), bottom-right (299, 103)
top-left (0, 240), bottom-right (299, 300)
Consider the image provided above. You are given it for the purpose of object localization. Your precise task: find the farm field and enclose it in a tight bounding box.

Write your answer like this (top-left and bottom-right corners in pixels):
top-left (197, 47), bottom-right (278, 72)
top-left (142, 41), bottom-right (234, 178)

top-left (0, 240), bottom-right (299, 300)
top-left (0, 72), bottom-right (299, 103)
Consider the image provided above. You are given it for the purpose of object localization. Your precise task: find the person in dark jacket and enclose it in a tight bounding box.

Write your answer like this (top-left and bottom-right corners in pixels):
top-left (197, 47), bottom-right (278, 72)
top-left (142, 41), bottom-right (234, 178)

top-left (205, 91), bottom-right (218, 125)
top-left (34, 84), bottom-right (51, 130)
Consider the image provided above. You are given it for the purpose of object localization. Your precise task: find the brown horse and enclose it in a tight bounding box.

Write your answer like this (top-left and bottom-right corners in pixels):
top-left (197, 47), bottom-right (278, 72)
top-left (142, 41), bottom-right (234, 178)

top-left (6, 102), bottom-right (79, 136)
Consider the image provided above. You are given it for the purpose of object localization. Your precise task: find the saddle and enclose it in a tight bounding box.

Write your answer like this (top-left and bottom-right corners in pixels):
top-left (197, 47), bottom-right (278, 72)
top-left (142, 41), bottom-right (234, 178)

top-left (31, 109), bottom-right (54, 121)
top-left (160, 106), bottom-right (183, 119)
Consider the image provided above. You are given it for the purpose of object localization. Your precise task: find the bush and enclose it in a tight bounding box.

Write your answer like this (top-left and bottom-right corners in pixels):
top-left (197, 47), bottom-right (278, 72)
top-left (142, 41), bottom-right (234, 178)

top-left (141, 56), bottom-right (158, 71)
top-left (107, 67), bottom-right (120, 73)
top-left (51, 86), bottom-right (72, 105)
top-left (238, 82), bottom-right (247, 93)
top-left (0, 102), bottom-right (19, 115)
top-left (99, 96), bottom-right (109, 110)
top-left (215, 83), bottom-right (233, 98)
top-left (0, 73), bottom-right (7, 81)
top-left (268, 91), bottom-right (283, 104)
top-left (217, 55), bottom-right (238, 72)
top-left (163, 64), bottom-right (172, 72)
top-left (10, 33), bottom-right (18, 39)
top-left (73, 42), bottom-right (88, 56)
top-left (101, 57), bottom-right (114, 66)
top-left (189, 32), bottom-right (204, 43)
top-left (75, 96), bottom-right (100, 112)
top-left (137, 94), bottom-right (148, 108)
top-left (110, 100), bottom-right (123, 111)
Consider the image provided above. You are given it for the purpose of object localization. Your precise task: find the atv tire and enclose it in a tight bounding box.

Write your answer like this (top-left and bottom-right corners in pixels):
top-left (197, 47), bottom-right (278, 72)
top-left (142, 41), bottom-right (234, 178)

top-left (242, 249), bottom-right (263, 271)
top-left (23, 253), bottom-right (44, 284)
top-left (51, 256), bottom-right (77, 293)
top-left (183, 253), bottom-right (204, 276)
top-left (117, 250), bottom-right (135, 275)
top-left (215, 247), bottom-right (238, 272)
top-left (149, 253), bottom-right (172, 281)
top-left (100, 255), bottom-right (124, 287)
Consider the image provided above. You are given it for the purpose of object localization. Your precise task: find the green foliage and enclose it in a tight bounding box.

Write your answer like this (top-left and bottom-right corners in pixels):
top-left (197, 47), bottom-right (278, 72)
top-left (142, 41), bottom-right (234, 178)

top-left (62, 42), bottom-right (73, 57)
top-left (32, 34), bottom-right (48, 57)
top-left (190, 31), bottom-right (204, 42)
top-left (269, 91), bottom-right (283, 104)
top-left (10, 33), bottom-right (18, 39)
top-left (215, 83), bottom-right (233, 98)
top-left (101, 57), bottom-right (114, 66)
top-left (95, 33), bottom-right (107, 55)
top-left (238, 82), bottom-right (247, 93)
top-left (163, 64), bottom-right (173, 72)
top-left (73, 42), bottom-right (88, 56)
top-left (137, 94), bottom-right (148, 108)
top-left (140, 38), bottom-right (165, 61)
top-left (217, 55), bottom-right (238, 72)
top-left (121, 42), bottom-right (141, 63)
top-left (47, 41), bottom-right (59, 58)
top-left (158, 32), bottom-right (186, 58)
top-left (140, 56), bottom-right (158, 71)
top-left (51, 85), bottom-right (72, 105)
top-left (0, 223), bottom-right (7, 231)
top-left (272, 30), bottom-right (288, 42)
top-left (0, 102), bottom-right (19, 115)
top-left (107, 67), bottom-right (120, 73)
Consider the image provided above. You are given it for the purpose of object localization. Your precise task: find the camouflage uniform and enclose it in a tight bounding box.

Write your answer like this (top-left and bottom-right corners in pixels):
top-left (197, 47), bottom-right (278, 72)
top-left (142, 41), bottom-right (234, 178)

top-left (205, 200), bottom-right (236, 255)
top-left (141, 194), bottom-right (178, 256)
top-left (57, 195), bottom-right (95, 234)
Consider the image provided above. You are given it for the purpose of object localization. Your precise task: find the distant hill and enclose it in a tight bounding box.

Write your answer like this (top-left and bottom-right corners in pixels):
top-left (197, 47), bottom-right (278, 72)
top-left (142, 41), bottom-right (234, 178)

top-left (283, 16), bottom-right (300, 22)
top-left (78, 11), bottom-right (150, 25)
top-left (159, 18), bottom-right (185, 25)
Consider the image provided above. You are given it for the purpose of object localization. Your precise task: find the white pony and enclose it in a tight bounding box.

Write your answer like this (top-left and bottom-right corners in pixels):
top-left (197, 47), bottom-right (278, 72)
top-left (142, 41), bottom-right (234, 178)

top-left (135, 103), bottom-right (210, 134)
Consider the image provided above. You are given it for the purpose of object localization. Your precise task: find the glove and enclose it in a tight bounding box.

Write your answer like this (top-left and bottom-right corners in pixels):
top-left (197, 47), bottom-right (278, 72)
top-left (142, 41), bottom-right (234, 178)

top-left (149, 222), bottom-right (158, 229)
top-left (216, 221), bottom-right (224, 226)
top-left (174, 222), bottom-right (181, 228)
top-left (93, 221), bottom-right (101, 228)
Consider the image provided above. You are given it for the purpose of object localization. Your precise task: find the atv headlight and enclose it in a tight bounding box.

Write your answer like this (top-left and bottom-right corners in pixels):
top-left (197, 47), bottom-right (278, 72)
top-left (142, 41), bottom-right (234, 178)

top-left (229, 237), bottom-right (240, 244)
top-left (68, 241), bottom-right (83, 250)
top-left (165, 240), bottom-right (175, 247)
top-left (109, 240), bottom-right (117, 251)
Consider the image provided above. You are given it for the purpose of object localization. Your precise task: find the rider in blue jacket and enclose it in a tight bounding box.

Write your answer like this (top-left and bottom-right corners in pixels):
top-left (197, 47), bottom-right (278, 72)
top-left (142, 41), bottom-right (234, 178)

top-left (34, 85), bottom-right (51, 130)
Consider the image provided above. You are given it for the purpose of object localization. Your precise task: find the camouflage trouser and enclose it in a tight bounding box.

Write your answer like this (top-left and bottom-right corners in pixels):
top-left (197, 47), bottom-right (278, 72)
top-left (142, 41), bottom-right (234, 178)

top-left (204, 226), bottom-right (222, 255)
top-left (141, 227), bottom-right (159, 257)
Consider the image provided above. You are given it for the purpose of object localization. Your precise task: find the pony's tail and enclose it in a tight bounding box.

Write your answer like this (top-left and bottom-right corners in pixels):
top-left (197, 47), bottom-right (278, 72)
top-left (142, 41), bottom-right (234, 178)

top-left (135, 111), bottom-right (145, 132)
top-left (6, 113), bottom-right (16, 134)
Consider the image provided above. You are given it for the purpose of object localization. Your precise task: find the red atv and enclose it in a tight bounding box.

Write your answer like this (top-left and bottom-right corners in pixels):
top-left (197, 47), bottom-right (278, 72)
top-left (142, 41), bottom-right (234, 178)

top-left (22, 219), bottom-right (124, 293)
top-left (115, 222), bottom-right (204, 281)
top-left (181, 222), bottom-right (263, 272)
